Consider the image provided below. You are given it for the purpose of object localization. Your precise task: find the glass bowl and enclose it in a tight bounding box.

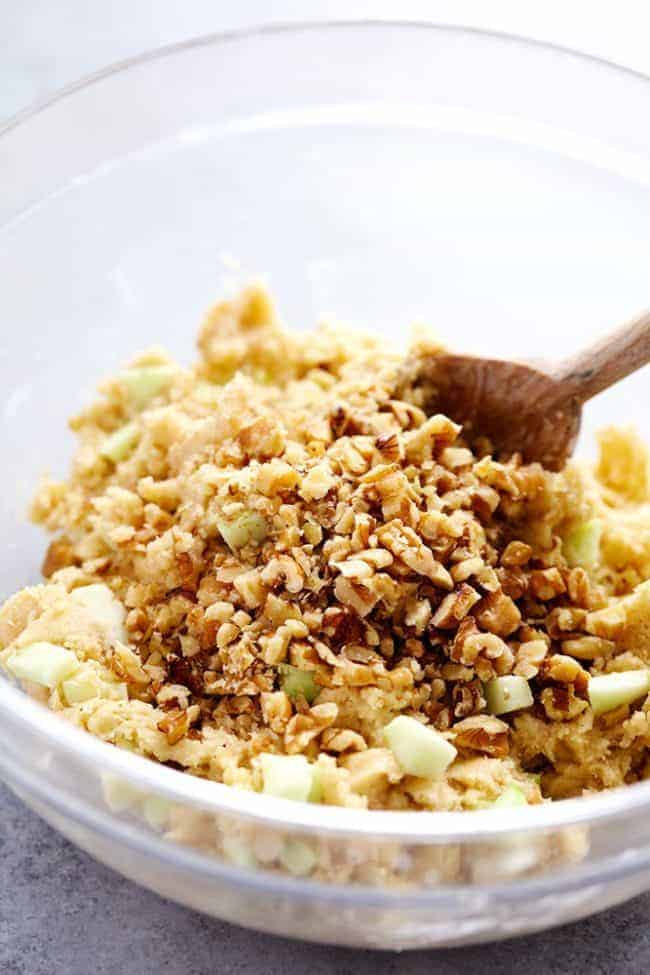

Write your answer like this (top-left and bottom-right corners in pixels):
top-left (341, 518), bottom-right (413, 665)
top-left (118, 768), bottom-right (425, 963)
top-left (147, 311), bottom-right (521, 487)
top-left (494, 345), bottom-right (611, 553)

top-left (1, 22), bottom-right (650, 950)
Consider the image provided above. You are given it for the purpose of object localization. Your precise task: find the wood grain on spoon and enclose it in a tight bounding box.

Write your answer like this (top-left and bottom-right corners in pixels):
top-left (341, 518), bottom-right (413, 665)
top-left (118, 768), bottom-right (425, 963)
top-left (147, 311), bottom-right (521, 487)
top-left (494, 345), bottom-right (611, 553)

top-left (411, 310), bottom-right (650, 471)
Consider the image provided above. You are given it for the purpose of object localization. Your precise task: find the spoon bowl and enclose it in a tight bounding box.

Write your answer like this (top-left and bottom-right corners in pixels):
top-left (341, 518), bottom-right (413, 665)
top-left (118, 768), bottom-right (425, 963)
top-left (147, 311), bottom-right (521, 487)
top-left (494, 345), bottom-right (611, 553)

top-left (409, 310), bottom-right (650, 470)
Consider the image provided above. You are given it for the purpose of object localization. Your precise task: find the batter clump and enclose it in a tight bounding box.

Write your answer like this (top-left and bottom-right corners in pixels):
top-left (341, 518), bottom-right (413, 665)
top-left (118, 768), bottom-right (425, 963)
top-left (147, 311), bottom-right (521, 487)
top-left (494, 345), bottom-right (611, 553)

top-left (2, 284), bottom-right (650, 811)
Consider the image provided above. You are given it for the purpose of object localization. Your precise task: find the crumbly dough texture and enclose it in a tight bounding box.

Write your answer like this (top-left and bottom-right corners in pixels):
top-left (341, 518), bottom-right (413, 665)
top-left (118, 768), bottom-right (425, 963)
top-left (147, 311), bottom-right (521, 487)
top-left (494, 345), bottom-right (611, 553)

top-left (2, 283), bottom-right (650, 812)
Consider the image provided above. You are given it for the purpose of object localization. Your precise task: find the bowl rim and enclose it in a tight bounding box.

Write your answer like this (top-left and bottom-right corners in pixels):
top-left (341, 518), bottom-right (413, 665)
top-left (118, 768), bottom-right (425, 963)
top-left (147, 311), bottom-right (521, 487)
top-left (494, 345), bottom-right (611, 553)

top-left (2, 17), bottom-right (650, 141)
top-left (2, 18), bottom-right (650, 845)
top-left (5, 672), bottom-right (650, 841)
top-left (5, 694), bottom-right (650, 907)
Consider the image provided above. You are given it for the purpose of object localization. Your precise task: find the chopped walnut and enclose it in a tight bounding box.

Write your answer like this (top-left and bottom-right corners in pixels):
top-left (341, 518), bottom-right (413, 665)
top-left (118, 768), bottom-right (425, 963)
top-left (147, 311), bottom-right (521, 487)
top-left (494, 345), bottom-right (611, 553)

top-left (260, 690), bottom-right (293, 733)
top-left (431, 584), bottom-right (481, 629)
top-left (497, 566), bottom-right (528, 600)
top-left (237, 416), bottom-right (285, 459)
top-left (545, 606), bottom-right (588, 638)
top-left (539, 654), bottom-right (589, 695)
top-left (332, 558), bottom-right (374, 581)
top-left (261, 556), bottom-right (304, 594)
top-left (529, 568), bottom-right (566, 601)
top-left (321, 727), bottom-right (368, 753)
top-left (299, 462), bottom-right (337, 501)
top-left (334, 575), bottom-right (379, 618)
top-left (42, 537), bottom-right (79, 577)
top-left (473, 457), bottom-right (521, 497)
top-left (111, 644), bottom-right (150, 685)
top-left (379, 523), bottom-right (453, 589)
top-left (232, 570), bottom-right (265, 609)
top-left (450, 556), bottom-right (484, 584)
top-left (284, 702), bottom-right (338, 754)
top-left (157, 707), bottom-right (191, 745)
top-left (404, 597), bottom-right (432, 634)
top-left (452, 679), bottom-right (485, 718)
top-left (474, 591), bottom-right (521, 637)
top-left (514, 639), bottom-right (548, 679)
top-left (500, 541), bottom-right (532, 567)
top-left (449, 619), bottom-right (514, 680)
top-left (375, 432), bottom-right (403, 464)
top-left (567, 567), bottom-right (598, 609)
top-left (404, 414), bottom-right (460, 462)
top-left (540, 685), bottom-right (588, 721)
top-left (452, 715), bottom-right (510, 757)
top-left (561, 635), bottom-right (615, 660)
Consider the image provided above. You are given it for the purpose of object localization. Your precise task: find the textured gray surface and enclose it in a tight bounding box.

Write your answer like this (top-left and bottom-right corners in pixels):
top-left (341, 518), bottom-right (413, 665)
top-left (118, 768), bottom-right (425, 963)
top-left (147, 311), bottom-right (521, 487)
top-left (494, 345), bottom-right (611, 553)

top-left (1, 782), bottom-right (649, 975)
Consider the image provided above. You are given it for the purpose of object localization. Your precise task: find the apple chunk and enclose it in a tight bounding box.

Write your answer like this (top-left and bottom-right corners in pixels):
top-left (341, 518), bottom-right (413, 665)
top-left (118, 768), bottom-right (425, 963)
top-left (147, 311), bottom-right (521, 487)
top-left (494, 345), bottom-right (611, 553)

top-left (589, 670), bottom-right (649, 716)
top-left (384, 715), bottom-right (457, 778)
top-left (7, 642), bottom-right (79, 688)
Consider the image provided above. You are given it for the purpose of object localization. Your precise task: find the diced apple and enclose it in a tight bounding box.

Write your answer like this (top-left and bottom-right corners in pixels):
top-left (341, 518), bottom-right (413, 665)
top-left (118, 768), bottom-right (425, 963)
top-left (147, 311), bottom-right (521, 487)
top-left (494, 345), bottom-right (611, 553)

top-left (142, 795), bottom-right (172, 830)
top-left (278, 664), bottom-right (319, 704)
top-left (62, 665), bottom-right (128, 705)
top-left (120, 365), bottom-right (175, 408)
top-left (61, 672), bottom-right (98, 704)
top-left (589, 670), bottom-right (650, 716)
top-left (259, 753), bottom-right (319, 803)
top-left (493, 784), bottom-right (527, 808)
top-left (484, 676), bottom-right (533, 716)
top-left (280, 839), bottom-right (318, 877)
top-left (217, 511), bottom-right (268, 551)
top-left (101, 772), bottom-right (144, 813)
top-left (384, 715), bottom-right (457, 778)
top-left (69, 584), bottom-right (128, 643)
top-left (101, 422), bottom-right (139, 463)
top-left (564, 519), bottom-right (602, 570)
top-left (7, 642), bottom-right (80, 688)
top-left (222, 835), bottom-right (257, 869)
top-left (308, 764), bottom-right (323, 804)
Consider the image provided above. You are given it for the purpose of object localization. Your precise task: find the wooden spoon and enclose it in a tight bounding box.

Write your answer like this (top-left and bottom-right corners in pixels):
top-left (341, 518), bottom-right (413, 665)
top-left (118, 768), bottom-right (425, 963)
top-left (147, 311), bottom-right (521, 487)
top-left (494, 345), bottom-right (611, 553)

top-left (407, 310), bottom-right (650, 471)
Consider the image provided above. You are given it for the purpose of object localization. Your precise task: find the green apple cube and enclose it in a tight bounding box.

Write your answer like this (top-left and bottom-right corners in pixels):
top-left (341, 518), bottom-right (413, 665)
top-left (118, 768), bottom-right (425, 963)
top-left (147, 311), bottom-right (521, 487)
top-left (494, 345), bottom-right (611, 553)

top-left (61, 671), bottom-right (98, 704)
top-left (101, 422), bottom-right (139, 463)
top-left (280, 839), bottom-right (318, 877)
top-left (222, 834), bottom-right (257, 869)
top-left (142, 795), bottom-right (172, 830)
top-left (69, 584), bottom-right (128, 642)
top-left (259, 753), bottom-right (319, 803)
top-left (101, 772), bottom-right (144, 813)
top-left (563, 519), bottom-right (602, 570)
top-left (7, 642), bottom-right (80, 688)
top-left (493, 784), bottom-right (527, 808)
top-left (217, 511), bottom-right (268, 551)
top-left (62, 666), bottom-right (128, 704)
top-left (278, 664), bottom-right (319, 704)
top-left (384, 715), bottom-right (457, 778)
top-left (589, 670), bottom-right (650, 716)
top-left (484, 676), bottom-right (534, 715)
top-left (120, 365), bottom-right (175, 408)
top-left (308, 764), bottom-right (323, 804)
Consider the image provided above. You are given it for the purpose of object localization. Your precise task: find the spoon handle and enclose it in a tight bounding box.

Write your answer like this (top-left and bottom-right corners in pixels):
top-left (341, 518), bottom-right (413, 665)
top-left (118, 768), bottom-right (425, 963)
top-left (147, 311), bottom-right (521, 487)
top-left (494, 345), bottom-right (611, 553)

top-left (551, 309), bottom-right (650, 404)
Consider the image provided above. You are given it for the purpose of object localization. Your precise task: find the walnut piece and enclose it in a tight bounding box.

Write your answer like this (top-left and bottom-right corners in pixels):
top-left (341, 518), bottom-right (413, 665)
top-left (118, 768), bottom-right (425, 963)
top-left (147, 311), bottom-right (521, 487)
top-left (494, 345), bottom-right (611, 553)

top-left (452, 715), bottom-right (510, 757)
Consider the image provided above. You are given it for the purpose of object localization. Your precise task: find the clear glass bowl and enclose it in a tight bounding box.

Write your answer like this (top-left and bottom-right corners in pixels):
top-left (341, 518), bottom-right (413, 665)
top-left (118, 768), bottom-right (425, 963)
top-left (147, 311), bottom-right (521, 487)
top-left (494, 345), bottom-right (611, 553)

top-left (1, 22), bottom-right (650, 950)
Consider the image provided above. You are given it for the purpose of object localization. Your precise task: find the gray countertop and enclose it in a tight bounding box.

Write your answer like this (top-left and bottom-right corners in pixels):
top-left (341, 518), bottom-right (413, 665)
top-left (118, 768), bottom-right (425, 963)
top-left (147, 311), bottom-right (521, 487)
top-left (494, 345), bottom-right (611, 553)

top-left (2, 781), bottom-right (650, 974)
top-left (3, 5), bottom-right (650, 972)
